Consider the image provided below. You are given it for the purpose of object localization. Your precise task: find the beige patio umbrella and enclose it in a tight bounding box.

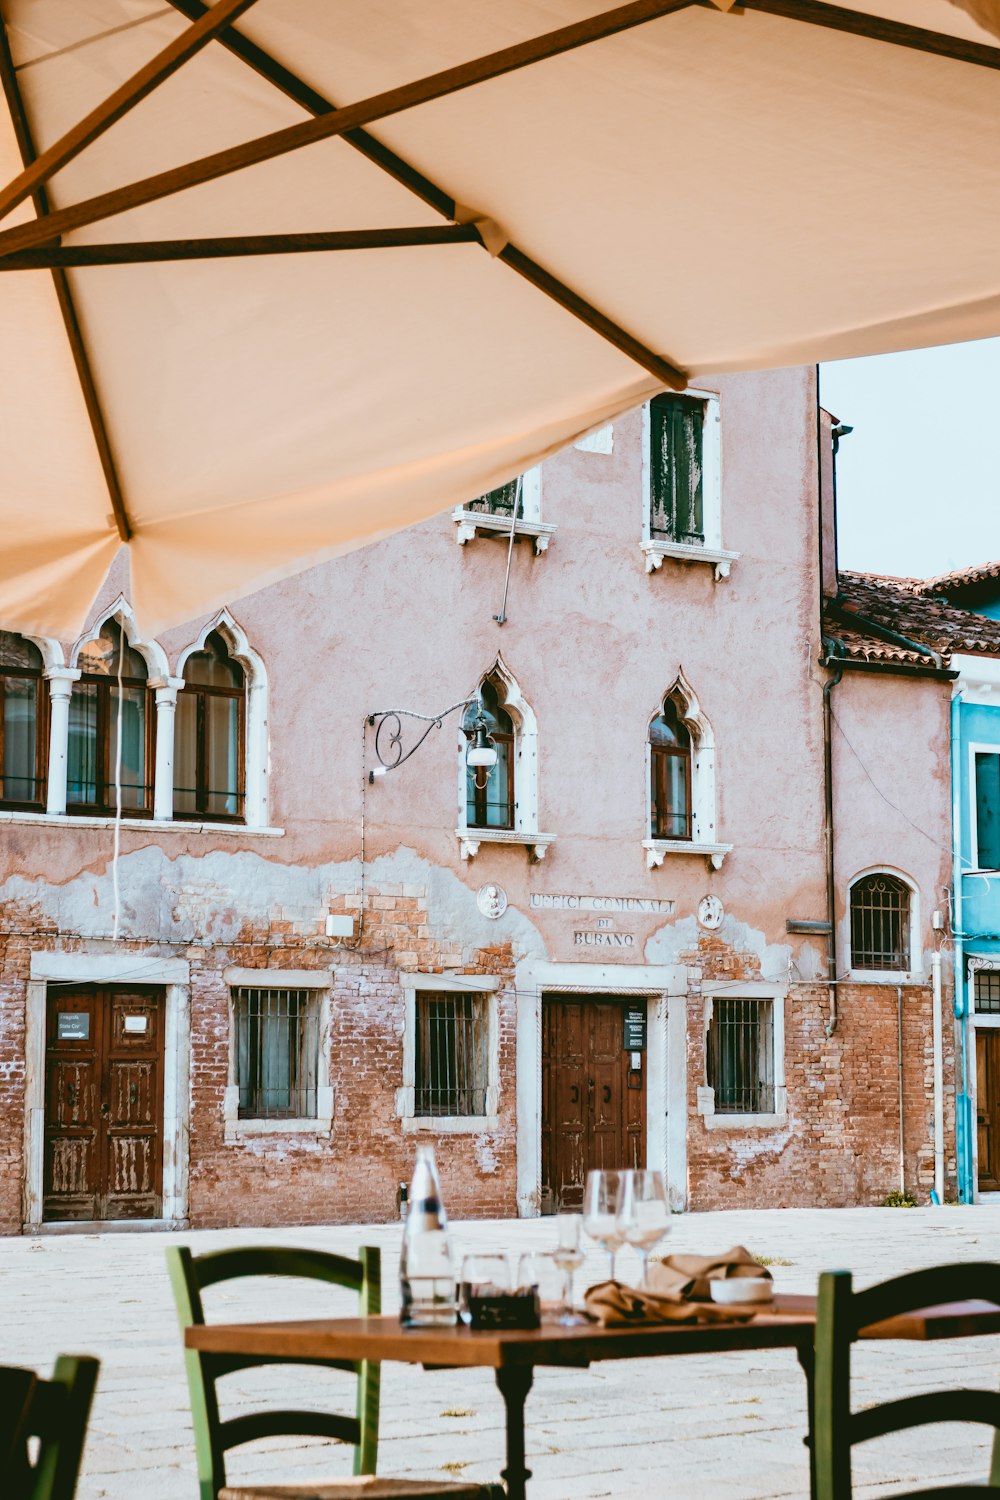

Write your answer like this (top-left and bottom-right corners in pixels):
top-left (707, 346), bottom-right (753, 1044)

top-left (1, 0), bottom-right (999, 636)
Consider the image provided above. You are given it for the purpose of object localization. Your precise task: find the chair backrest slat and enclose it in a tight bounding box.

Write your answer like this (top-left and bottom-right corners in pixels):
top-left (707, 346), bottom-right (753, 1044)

top-left (852, 1389), bottom-right (1000, 1447)
top-left (851, 1262), bottom-right (1000, 1337)
top-left (219, 1409), bottom-right (360, 1450)
top-left (815, 1264), bottom-right (1000, 1500)
top-left (1, 1356), bottom-right (99, 1500)
top-left (166, 1242), bottom-right (381, 1500)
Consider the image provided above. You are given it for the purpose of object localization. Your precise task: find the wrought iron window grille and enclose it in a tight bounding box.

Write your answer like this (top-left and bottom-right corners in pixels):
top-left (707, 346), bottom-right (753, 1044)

top-left (707, 997), bottom-right (775, 1114)
top-left (233, 986), bottom-right (320, 1120)
top-left (414, 992), bottom-right (489, 1117)
top-left (850, 873), bottom-right (911, 970)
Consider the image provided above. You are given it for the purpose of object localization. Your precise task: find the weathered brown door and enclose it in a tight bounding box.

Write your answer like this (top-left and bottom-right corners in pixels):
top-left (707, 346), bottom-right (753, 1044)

top-left (541, 996), bottom-right (646, 1212)
top-left (44, 986), bottom-right (165, 1222)
top-left (977, 1030), bottom-right (1000, 1192)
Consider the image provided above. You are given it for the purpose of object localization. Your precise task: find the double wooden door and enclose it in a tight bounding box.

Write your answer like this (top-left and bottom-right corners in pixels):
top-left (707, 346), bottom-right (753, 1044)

top-left (977, 1030), bottom-right (1000, 1192)
top-left (541, 996), bottom-right (646, 1212)
top-left (44, 986), bottom-right (165, 1222)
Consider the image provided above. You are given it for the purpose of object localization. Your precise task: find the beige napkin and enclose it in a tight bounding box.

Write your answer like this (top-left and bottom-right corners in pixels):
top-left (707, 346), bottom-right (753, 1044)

top-left (583, 1246), bottom-right (770, 1327)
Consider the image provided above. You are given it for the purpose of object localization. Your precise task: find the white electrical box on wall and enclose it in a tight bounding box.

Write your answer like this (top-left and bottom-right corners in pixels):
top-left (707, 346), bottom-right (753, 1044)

top-left (326, 913), bottom-right (354, 938)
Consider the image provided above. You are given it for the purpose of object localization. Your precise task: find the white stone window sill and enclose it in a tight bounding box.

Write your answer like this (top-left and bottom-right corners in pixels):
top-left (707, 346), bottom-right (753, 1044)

top-left (643, 838), bottom-right (732, 871)
top-left (641, 540), bottom-right (740, 580)
top-left (0, 810), bottom-right (284, 836)
top-left (453, 507), bottom-right (556, 555)
top-left (225, 1118), bottom-right (332, 1142)
top-left (401, 1115), bottom-right (499, 1135)
top-left (457, 827), bottom-right (556, 862)
top-left (847, 970), bottom-right (924, 985)
top-left (701, 1112), bottom-right (788, 1131)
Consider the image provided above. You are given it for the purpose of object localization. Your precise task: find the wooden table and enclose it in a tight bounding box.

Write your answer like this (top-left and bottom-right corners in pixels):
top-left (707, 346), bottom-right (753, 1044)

top-left (187, 1295), bottom-right (1000, 1500)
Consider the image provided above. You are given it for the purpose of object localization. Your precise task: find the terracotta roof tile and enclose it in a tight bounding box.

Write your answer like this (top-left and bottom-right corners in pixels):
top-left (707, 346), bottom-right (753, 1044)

top-left (823, 571), bottom-right (1000, 668)
top-left (921, 560), bottom-right (1000, 595)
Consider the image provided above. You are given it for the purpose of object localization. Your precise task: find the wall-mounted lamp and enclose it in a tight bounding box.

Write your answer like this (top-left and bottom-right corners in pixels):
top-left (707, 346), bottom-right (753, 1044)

top-left (366, 693), bottom-right (496, 785)
top-left (465, 710), bottom-right (499, 789)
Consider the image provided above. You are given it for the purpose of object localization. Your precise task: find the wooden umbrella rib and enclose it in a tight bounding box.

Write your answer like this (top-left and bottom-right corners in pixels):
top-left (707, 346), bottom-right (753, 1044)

top-left (162, 0), bottom-right (455, 218)
top-left (0, 0), bottom-right (263, 224)
top-left (734, 0), bottom-right (1000, 68)
top-left (0, 0), bottom-right (697, 257)
top-left (498, 245), bottom-right (686, 390)
top-left (0, 225), bottom-right (482, 266)
top-left (0, 6), bottom-right (131, 543)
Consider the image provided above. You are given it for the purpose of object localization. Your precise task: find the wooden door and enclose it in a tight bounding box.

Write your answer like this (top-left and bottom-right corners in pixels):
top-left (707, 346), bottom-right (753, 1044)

top-left (541, 996), bottom-right (646, 1212)
top-left (977, 1030), bottom-right (1000, 1192)
top-left (44, 986), bottom-right (165, 1222)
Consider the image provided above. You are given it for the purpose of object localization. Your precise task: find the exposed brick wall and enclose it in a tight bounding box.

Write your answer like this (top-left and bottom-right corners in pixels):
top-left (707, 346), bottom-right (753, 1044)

top-left (684, 932), bottom-right (956, 1209)
top-left (0, 889), bottom-right (958, 1233)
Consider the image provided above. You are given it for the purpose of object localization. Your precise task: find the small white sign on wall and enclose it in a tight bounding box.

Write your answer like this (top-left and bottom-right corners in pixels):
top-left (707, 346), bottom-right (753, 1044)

top-left (123, 1014), bottom-right (148, 1034)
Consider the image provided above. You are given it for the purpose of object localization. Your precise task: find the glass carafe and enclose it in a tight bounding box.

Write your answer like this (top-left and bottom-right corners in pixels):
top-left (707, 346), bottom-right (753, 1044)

top-left (399, 1145), bottom-right (457, 1326)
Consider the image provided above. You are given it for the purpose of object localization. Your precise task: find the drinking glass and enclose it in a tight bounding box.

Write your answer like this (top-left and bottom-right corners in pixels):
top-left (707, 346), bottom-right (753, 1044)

top-left (459, 1253), bottom-right (510, 1325)
top-left (617, 1169), bottom-right (670, 1285)
top-left (582, 1169), bottom-right (626, 1282)
top-left (551, 1213), bottom-right (587, 1325)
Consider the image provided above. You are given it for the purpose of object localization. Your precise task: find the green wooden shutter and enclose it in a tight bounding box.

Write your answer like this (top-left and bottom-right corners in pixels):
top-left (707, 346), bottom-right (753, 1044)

top-left (976, 752), bottom-right (1000, 869)
top-left (649, 395), bottom-right (704, 543)
top-left (469, 478), bottom-right (522, 517)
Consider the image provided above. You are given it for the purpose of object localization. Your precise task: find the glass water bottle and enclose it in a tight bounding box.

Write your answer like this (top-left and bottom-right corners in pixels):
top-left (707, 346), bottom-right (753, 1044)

top-left (399, 1145), bottom-right (457, 1326)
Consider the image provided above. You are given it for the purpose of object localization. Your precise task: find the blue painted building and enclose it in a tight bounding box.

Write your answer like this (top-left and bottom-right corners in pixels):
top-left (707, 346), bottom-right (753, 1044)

top-left (928, 564), bottom-right (1000, 1200)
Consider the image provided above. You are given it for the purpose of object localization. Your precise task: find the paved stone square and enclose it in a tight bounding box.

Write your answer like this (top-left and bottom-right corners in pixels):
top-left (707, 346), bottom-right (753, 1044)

top-left (3, 1207), bottom-right (1000, 1499)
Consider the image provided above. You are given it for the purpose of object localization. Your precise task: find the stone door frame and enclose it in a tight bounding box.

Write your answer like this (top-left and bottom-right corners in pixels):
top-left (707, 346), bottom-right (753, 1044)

top-left (514, 958), bottom-right (688, 1216)
top-left (23, 952), bottom-right (191, 1230)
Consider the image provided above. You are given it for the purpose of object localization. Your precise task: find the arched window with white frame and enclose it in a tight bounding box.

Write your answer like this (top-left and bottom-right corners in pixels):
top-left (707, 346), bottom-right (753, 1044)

top-left (644, 671), bottom-right (730, 870)
top-left (175, 610), bottom-right (268, 828)
top-left (457, 658), bottom-right (552, 861)
top-left (174, 631), bottom-right (245, 822)
top-left (848, 870), bottom-right (919, 976)
top-left (68, 617), bottom-right (156, 816)
top-left (0, 631), bottom-right (47, 809)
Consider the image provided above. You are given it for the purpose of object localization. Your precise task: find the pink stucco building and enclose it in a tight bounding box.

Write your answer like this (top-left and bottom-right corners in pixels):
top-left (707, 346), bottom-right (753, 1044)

top-left (0, 364), bottom-right (986, 1233)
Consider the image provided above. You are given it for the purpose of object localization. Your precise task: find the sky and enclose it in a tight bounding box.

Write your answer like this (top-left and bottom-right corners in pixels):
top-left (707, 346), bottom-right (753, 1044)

top-left (818, 338), bottom-right (1000, 582)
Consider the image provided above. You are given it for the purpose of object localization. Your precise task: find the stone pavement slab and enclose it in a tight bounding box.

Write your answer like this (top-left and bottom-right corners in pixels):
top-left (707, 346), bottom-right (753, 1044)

top-left (2, 1206), bottom-right (1000, 1498)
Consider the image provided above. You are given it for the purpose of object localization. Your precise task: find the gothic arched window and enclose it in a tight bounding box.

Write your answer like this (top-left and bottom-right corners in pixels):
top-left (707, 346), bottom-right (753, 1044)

top-left (463, 675), bottom-right (514, 830)
top-left (649, 694), bottom-right (692, 840)
top-left (0, 632), bottom-right (45, 808)
top-left (68, 619), bottom-right (151, 814)
top-left (174, 630), bottom-right (245, 821)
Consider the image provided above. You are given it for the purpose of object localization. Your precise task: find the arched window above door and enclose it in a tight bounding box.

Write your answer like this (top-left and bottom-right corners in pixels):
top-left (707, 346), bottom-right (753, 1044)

top-left (643, 670), bottom-right (730, 871)
top-left (457, 658), bottom-right (553, 862)
top-left (649, 693), bottom-right (692, 842)
top-left (174, 630), bottom-right (245, 822)
top-left (463, 675), bottom-right (515, 832)
top-left (68, 618), bottom-right (152, 815)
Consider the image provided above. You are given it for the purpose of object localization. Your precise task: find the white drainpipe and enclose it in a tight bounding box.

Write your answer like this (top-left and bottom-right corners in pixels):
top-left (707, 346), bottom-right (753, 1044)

top-left (932, 950), bottom-right (945, 1203)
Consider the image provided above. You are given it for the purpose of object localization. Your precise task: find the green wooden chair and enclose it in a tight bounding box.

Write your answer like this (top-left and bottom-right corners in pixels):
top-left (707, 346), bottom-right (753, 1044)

top-left (814, 1264), bottom-right (1000, 1500)
top-left (167, 1244), bottom-right (504, 1500)
top-left (0, 1355), bottom-right (99, 1500)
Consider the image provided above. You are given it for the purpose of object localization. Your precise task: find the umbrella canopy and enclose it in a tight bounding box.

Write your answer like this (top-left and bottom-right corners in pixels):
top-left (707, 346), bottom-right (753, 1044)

top-left (1, 0), bottom-right (999, 636)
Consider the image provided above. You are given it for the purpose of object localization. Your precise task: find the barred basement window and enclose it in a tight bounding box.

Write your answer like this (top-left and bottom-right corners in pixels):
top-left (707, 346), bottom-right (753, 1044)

top-left (973, 967), bottom-right (1000, 1015)
top-left (707, 997), bottom-right (775, 1114)
top-left (850, 873), bottom-right (911, 971)
top-left (415, 992), bottom-right (489, 1117)
top-left (233, 987), bottom-right (319, 1119)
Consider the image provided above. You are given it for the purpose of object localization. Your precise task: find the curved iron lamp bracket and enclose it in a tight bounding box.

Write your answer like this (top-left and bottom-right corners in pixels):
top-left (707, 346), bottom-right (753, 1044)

top-left (367, 695), bottom-right (487, 782)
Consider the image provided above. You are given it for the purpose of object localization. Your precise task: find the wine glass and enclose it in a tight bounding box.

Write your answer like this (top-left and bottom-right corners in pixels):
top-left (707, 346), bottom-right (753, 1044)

top-left (617, 1169), bottom-right (670, 1285)
top-left (551, 1213), bottom-right (587, 1325)
top-left (583, 1169), bottom-right (627, 1282)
